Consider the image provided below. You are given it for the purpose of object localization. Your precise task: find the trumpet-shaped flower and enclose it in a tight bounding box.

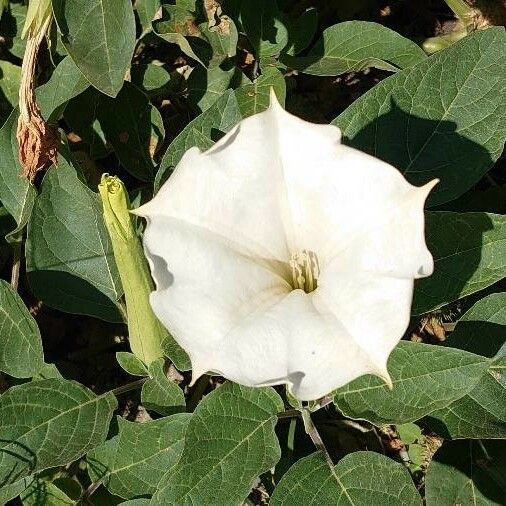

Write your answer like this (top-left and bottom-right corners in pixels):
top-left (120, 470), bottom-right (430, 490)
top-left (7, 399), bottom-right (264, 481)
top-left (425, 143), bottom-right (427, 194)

top-left (137, 92), bottom-right (436, 401)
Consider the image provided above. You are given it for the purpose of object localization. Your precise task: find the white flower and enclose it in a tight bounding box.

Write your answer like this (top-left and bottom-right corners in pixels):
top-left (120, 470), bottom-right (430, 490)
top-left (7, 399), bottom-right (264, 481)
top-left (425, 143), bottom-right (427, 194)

top-left (136, 91), bottom-right (436, 401)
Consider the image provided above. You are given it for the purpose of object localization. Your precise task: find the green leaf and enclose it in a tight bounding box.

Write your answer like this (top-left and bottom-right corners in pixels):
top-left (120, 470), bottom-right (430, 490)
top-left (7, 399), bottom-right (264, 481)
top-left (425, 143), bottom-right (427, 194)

top-left (187, 65), bottom-right (237, 112)
top-left (155, 90), bottom-right (241, 190)
top-left (141, 358), bottom-right (185, 415)
top-left (0, 279), bottom-right (44, 378)
top-left (0, 379), bottom-right (117, 485)
top-left (88, 413), bottom-right (190, 500)
top-left (63, 88), bottom-right (109, 159)
top-left (37, 56), bottom-right (90, 122)
top-left (119, 500), bottom-right (150, 506)
top-left (52, 0), bottom-right (136, 97)
top-left (152, 383), bottom-right (283, 506)
top-left (115, 352), bottom-right (148, 377)
top-left (283, 21), bottom-right (426, 76)
top-left (0, 477), bottom-right (32, 504)
top-left (333, 28), bottom-right (506, 206)
top-left (0, 60), bottom-right (20, 123)
top-left (25, 157), bottom-right (124, 322)
top-left (135, 0), bottom-right (161, 34)
top-left (131, 64), bottom-right (175, 97)
top-left (413, 212), bottom-right (506, 314)
top-left (241, 0), bottom-right (288, 58)
top-left (333, 341), bottom-right (489, 425)
top-left (396, 423), bottom-right (422, 445)
top-left (0, 109), bottom-right (36, 241)
top-left (153, 6), bottom-right (208, 67)
top-left (235, 67), bottom-right (286, 117)
top-left (270, 451), bottom-right (421, 506)
top-left (20, 479), bottom-right (77, 505)
top-left (284, 7), bottom-right (318, 56)
top-left (426, 293), bottom-right (506, 439)
top-left (199, 16), bottom-right (238, 65)
top-left (161, 333), bottom-right (191, 372)
top-left (98, 82), bottom-right (162, 181)
top-left (0, 2), bottom-right (27, 59)
top-left (425, 440), bottom-right (506, 506)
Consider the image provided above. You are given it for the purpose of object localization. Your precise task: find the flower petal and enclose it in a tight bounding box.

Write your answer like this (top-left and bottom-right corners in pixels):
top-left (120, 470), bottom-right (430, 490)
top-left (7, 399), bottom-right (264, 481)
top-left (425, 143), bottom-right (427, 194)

top-left (142, 216), bottom-right (291, 372)
top-left (267, 93), bottom-right (436, 270)
top-left (314, 268), bottom-right (414, 383)
top-left (136, 104), bottom-right (295, 262)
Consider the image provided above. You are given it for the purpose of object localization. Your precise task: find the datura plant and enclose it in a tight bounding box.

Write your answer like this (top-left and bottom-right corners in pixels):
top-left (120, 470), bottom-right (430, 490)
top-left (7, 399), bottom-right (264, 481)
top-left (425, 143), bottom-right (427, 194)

top-left (137, 91), bottom-right (437, 401)
top-left (0, 1), bottom-right (505, 505)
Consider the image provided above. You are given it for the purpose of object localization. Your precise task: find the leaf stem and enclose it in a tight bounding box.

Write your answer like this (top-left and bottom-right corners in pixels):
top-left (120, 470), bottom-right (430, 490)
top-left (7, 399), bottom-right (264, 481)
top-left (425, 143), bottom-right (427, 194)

top-left (300, 408), bottom-right (335, 469)
top-left (10, 239), bottom-right (22, 290)
top-left (110, 377), bottom-right (147, 397)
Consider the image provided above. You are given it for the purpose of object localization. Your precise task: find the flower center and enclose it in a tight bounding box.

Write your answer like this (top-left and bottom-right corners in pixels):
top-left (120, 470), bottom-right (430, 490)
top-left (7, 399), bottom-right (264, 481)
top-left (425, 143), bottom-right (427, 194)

top-left (290, 250), bottom-right (320, 293)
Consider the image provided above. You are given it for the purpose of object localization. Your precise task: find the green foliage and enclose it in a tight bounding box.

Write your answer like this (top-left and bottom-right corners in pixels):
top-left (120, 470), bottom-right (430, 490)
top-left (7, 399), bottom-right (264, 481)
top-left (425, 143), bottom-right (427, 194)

top-left (413, 212), bottom-right (506, 314)
top-left (283, 21), bottom-right (427, 75)
top-left (0, 110), bottom-right (36, 241)
top-left (0, 2), bottom-right (505, 504)
top-left (88, 413), bottom-right (190, 499)
top-left (425, 440), bottom-right (506, 505)
top-left (270, 451), bottom-right (422, 505)
top-left (152, 384), bottom-right (283, 505)
top-left (141, 358), bottom-right (186, 415)
top-left (25, 157), bottom-right (124, 322)
top-left (333, 341), bottom-right (490, 425)
top-left (0, 279), bottom-right (44, 378)
top-left (0, 379), bottom-right (116, 485)
top-left (426, 293), bottom-right (506, 438)
top-left (52, 0), bottom-right (136, 97)
top-left (334, 28), bottom-right (506, 206)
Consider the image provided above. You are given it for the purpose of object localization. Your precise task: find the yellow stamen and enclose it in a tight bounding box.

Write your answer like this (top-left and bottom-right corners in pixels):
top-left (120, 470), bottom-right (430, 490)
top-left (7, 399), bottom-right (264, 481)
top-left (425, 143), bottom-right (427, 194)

top-left (290, 250), bottom-right (320, 293)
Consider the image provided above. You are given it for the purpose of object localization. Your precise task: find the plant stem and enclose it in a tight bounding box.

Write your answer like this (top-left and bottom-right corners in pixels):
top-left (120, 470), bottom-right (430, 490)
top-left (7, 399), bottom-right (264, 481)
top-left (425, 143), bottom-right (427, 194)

top-left (444, 0), bottom-right (473, 20)
top-left (10, 240), bottom-right (22, 290)
top-left (110, 377), bottom-right (147, 396)
top-left (300, 408), bottom-right (335, 469)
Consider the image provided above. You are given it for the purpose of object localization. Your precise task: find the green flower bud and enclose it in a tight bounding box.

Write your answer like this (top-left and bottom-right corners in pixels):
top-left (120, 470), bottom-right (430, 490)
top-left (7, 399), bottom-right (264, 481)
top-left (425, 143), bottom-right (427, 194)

top-left (22, 0), bottom-right (52, 39)
top-left (98, 174), bottom-right (165, 366)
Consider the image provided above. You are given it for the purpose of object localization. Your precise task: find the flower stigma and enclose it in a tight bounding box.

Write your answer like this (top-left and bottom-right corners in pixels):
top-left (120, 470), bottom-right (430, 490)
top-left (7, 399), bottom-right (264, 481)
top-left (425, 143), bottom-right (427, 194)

top-left (290, 250), bottom-right (320, 293)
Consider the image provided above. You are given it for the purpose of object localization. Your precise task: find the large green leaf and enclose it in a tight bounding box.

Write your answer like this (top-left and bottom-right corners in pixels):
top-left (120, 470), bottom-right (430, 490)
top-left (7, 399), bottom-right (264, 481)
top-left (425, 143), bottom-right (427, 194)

top-left (333, 341), bottom-right (489, 425)
top-left (0, 279), bottom-right (44, 378)
top-left (98, 82), bottom-right (162, 181)
top-left (235, 67), bottom-right (286, 117)
top-left (87, 413), bottom-right (190, 500)
top-left (240, 0), bottom-right (288, 58)
top-left (37, 56), bottom-right (90, 121)
top-left (0, 379), bottom-right (117, 485)
top-left (25, 157), bottom-right (124, 322)
top-left (0, 109), bottom-right (36, 241)
top-left (155, 90), bottom-right (241, 190)
top-left (52, 0), bottom-right (136, 97)
top-left (152, 383), bottom-right (283, 506)
top-left (141, 358), bottom-right (185, 416)
top-left (270, 451), bottom-right (421, 505)
top-left (333, 28), bottom-right (506, 207)
top-left (283, 21), bottom-right (426, 76)
top-left (426, 293), bottom-right (506, 439)
top-left (413, 212), bottom-right (506, 314)
top-left (425, 440), bottom-right (506, 506)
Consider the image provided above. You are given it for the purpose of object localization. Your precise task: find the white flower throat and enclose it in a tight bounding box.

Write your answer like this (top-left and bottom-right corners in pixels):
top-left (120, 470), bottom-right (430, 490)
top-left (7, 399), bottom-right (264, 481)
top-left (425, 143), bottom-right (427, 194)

top-left (290, 250), bottom-right (320, 293)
